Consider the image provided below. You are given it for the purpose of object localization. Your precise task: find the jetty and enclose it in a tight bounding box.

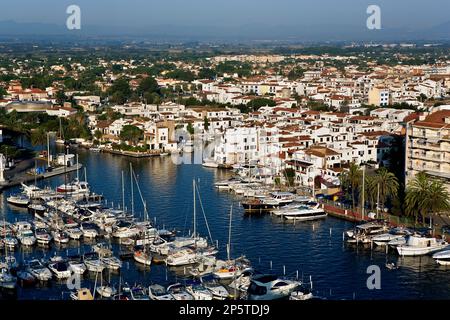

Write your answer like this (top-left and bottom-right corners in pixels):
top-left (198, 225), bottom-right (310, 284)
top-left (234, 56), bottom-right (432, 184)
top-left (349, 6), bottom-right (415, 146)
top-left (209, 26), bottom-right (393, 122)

top-left (0, 163), bottom-right (82, 192)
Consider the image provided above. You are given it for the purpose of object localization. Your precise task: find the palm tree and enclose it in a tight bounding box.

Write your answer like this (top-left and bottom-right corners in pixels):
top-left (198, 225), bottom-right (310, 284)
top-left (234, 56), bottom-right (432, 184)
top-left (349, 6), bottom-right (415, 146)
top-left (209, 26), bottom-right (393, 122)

top-left (374, 167), bottom-right (399, 212)
top-left (364, 175), bottom-right (378, 211)
top-left (405, 172), bottom-right (450, 224)
top-left (340, 162), bottom-right (362, 212)
top-left (30, 128), bottom-right (47, 151)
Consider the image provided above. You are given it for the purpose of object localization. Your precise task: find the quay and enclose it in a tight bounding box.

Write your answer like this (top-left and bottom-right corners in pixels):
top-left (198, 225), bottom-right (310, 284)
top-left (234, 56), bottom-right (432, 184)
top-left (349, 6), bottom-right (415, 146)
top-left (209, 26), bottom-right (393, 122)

top-left (103, 149), bottom-right (164, 158)
top-left (0, 163), bottom-right (82, 192)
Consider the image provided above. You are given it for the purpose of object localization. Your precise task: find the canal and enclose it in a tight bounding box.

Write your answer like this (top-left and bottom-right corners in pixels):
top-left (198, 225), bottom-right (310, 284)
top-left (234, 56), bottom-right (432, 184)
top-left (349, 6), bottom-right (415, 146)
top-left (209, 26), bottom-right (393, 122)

top-left (1, 147), bottom-right (450, 300)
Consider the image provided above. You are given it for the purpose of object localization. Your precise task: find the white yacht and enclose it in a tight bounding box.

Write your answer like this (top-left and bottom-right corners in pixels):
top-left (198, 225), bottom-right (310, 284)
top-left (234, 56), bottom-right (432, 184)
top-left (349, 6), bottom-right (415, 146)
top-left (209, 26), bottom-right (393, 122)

top-left (83, 252), bottom-right (105, 273)
top-left (280, 204), bottom-right (327, 221)
top-left (17, 229), bottom-right (37, 246)
top-left (228, 268), bottom-right (255, 293)
top-left (396, 235), bottom-right (448, 256)
top-left (166, 248), bottom-right (199, 266)
top-left (247, 274), bottom-right (300, 300)
top-left (432, 250), bottom-right (450, 265)
top-left (35, 228), bottom-right (53, 245)
top-left (133, 249), bottom-right (152, 266)
top-left (67, 254), bottom-right (87, 275)
top-left (148, 284), bottom-right (175, 300)
top-left (6, 194), bottom-right (30, 207)
top-left (48, 261), bottom-right (71, 279)
top-left (25, 259), bottom-right (53, 282)
top-left (202, 159), bottom-right (218, 168)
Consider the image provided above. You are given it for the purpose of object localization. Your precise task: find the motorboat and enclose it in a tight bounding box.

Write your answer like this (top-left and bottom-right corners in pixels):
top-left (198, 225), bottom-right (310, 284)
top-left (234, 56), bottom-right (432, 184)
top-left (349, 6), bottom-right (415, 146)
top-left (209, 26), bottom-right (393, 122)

top-left (212, 257), bottom-right (251, 280)
top-left (1, 235), bottom-right (18, 249)
top-left (129, 284), bottom-right (151, 300)
top-left (93, 243), bottom-right (113, 257)
top-left (371, 227), bottom-right (412, 246)
top-left (16, 270), bottom-right (36, 287)
top-left (0, 267), bottom-right (17, 290)
top-left (101, 256), bottom-right (122, 270)
top-left (200, 275), bottom-right (230, 300)
top-left (25, 259), bottom-right (53, 281)
top-left (66, 227), bottom-right (83, 240)
top-left (35, 228), bottom-right (53, 245)
top-left (83, 252), bottom-right (105, 273)
top-left (242, 192), bottom-right (295, 212)
top-left (166, 248), bottom-right (200, 266)
top-left (346, 220), bottom-right (389, 243)
top-left (228, 268), bottom-right (255, 293)
top-left (186, 280), bottom-right (214, 300)
top-left (28, 203), bottom-right (46, 215)
top-left (289, 284), bottom-right (314, 301)
top-left (280, 205), bottom-right (327, 221)
top-left (432, 250), bottom-right (450, 265)
top-left (96, 285), bottom-right (117, 298)
top-left (202, 159), bottom-right (218, 168)
top-left (52, 230), bottom-right (70, 244)
top-left (67, 254), bottom-right (87, 275)
top-left (167, 283), bottom-right (194, 300)
top-left (397, 235), bottom-right (449, 256)
top-left (247, 274), bottom-right (300, 300)
top-left (80, 222), bottom-right (99, 239)
top-left (48, 261), bottom-right (71, 279)
top-left (134, 248), bottom-right (152, 266)
top-left (6, 194), bottom-right (30, 207)
top-left (112, 221), bottom-right (140, 238)
top-left (17, 229), bottom-right (36, 246)
top-left (56, 179), bottom-right (90, 198)
top-left (148, 284), bottom-right (175, 300)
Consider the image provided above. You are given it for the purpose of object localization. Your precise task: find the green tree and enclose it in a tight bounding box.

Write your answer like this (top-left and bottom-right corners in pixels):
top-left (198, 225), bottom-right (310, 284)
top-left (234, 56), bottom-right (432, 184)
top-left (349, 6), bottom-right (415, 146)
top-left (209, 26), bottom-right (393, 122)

top-left (0, 86), bottom-right (6, 99)
top-left (373, 167), bottom-right (399, 211)
top-left (340, 162), bottom-right (362, 212)
top-left (405, 172), bottom-right (450, 224)
top-left (186, 122), bottom-right (194, 135)
top-left (137, 76), bottom-right (159, 95)
top-left (119, 125), bottom-right (143, 146)
top-left (30, 127), bottom-right (47, 151)
top-left (94, 129), bottom-right (103, 141)
top-left (283, 168), bottom-right (296, 187)
top-left (55, 90), bottom-right (67, 105)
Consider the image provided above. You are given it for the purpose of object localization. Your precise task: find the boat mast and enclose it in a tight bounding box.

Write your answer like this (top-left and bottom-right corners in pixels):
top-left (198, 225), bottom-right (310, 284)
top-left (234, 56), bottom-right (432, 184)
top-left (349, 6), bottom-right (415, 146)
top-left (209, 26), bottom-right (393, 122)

top-left (121, 170), bottom-right (125, 211)
top-left (130, 163), bottom-right (134, 216)
top-left (227, 204), bottom-right (233, 261)
top-left (193, 179), bottom-right (196, 242)
top-left (47, 132), bottom-right (50, 168)
top-left (76, 154), bottom-right (79, 181)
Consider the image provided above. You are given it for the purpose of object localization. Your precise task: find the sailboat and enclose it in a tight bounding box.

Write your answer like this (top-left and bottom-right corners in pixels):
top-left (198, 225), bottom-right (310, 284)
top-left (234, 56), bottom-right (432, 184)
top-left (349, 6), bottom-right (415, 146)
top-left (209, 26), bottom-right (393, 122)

top-left (0, 217), bottom-right (17, 290)
top-left (212, 205), bottom-right (251, 280)
top-left (166, 180), bottom-right (215, 266)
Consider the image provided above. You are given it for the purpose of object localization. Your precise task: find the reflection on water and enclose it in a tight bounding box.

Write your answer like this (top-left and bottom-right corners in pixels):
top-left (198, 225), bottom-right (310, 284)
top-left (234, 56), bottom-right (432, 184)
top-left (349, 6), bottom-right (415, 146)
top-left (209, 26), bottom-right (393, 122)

top-left (1, 148), bottom-right (450, 300)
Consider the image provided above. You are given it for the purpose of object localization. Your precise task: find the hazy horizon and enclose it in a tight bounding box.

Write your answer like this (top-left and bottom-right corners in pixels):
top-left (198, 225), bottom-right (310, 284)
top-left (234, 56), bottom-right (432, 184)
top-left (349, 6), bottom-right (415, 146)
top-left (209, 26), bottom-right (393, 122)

top-left (0, 0), bottom-right (449, 41)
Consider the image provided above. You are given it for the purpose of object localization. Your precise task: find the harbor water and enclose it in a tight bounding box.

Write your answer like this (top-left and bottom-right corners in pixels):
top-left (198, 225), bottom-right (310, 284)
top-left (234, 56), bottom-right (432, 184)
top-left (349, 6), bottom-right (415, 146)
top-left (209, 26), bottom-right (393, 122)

top-left (1, 148), bottom-right (450, 300)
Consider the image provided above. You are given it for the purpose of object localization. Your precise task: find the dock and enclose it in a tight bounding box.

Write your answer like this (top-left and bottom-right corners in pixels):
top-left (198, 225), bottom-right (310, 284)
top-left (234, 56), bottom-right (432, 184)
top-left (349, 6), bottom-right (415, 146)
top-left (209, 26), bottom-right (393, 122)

top-left (0, 163), bottom-right (82, 192)
top-left (104, 149), bottom-right (164, 158)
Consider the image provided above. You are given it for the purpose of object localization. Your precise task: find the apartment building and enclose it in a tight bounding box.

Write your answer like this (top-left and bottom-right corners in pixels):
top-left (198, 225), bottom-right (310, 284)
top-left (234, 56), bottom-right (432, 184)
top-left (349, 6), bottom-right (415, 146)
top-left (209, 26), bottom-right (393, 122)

top-left (405, 107), bottom-right (450, 191)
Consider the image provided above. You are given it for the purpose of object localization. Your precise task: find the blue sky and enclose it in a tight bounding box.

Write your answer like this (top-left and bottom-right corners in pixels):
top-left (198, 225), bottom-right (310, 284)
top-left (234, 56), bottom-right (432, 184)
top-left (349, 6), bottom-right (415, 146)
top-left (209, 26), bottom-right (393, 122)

top-left (0, 0), bottom-right (448, 29)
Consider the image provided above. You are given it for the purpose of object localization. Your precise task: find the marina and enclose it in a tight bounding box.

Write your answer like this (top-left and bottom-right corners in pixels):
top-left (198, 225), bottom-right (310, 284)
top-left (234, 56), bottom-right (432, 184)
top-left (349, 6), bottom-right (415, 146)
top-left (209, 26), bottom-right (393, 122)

top-left (1, 148), bottom-right (450, 300)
